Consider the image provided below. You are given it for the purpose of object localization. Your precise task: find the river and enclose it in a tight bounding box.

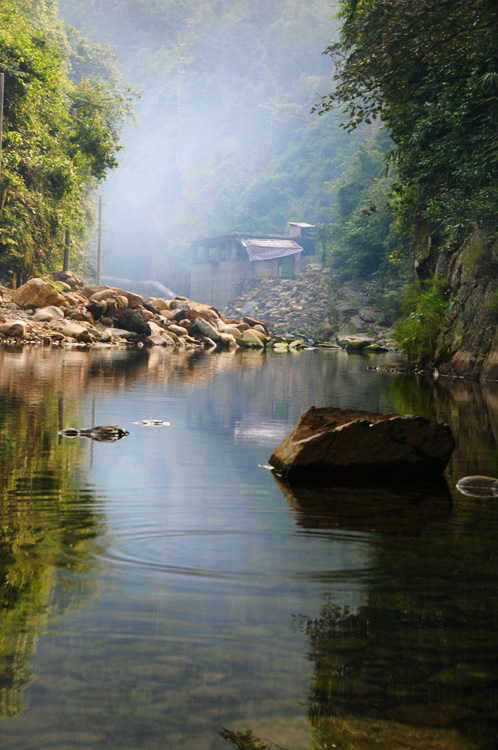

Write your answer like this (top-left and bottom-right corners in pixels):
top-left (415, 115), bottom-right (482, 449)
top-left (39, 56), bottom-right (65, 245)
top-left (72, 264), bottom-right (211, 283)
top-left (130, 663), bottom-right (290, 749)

top-left (0, 345), bottom-right (497, 750)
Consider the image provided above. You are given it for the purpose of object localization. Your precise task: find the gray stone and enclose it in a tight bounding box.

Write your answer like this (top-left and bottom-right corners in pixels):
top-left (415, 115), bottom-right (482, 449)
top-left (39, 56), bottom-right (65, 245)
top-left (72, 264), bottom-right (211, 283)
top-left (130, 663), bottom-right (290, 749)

top-left (456, 475), bottom-right (498, 497)
top-left (218, 332), bottom-right (237, 348)
top-left (359, 307), bottom-right (381, 323)
top-left (33, 306), bottom-right (65, 322)
top-left (195, 317), bottom-right (220, 340)
top-left (59, 321), bottom-right (93, 343)
top-left (59, 425), bottom-right (128, 442)
top-left (337, 336), bottom-right (373, 351)
top-left (170, 299), bottom-right (190, 311)
top-left (239, 329), bottom-right (265, 348)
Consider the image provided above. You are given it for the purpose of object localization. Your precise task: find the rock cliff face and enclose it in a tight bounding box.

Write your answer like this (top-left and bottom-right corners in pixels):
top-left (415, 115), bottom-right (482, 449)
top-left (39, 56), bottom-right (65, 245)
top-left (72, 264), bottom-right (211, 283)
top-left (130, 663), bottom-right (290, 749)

top-left (432, 230), bottom-right (498, 380)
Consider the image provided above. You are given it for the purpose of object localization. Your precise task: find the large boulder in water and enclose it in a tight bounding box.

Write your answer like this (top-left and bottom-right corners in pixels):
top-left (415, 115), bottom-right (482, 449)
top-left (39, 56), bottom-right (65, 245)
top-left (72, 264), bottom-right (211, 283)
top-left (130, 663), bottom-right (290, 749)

top-left (269, 406), bottom-right (455, 482)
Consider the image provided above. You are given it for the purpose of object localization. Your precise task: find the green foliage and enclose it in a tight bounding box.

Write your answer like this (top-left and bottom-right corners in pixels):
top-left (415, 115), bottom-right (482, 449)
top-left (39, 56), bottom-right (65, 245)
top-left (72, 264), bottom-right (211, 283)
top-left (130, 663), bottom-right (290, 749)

top-left (219, 727), bottom-right (290, 750)
top-left (0, 0), bottom-right (134, 283)
top-left (314, 0), bottom-right (498, 249)
top-left (393, 278), bottom-right (450, 364)
top-left (317, 128), bottom-right (411, 314)
top-left (487, 287), bottom-right (498, 314)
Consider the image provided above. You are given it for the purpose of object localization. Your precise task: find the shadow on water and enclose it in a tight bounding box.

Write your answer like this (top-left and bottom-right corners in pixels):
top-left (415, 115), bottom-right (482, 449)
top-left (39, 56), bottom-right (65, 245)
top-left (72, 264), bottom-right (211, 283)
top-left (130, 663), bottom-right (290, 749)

top-left (273, 474), bottom-right (453, 536)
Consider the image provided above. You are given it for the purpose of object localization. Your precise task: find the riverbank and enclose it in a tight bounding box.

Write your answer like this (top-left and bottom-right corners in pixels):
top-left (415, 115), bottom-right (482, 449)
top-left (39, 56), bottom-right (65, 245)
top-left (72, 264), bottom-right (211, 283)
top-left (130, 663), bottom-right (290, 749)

top-left (0, 274), bottom-right (309, 351)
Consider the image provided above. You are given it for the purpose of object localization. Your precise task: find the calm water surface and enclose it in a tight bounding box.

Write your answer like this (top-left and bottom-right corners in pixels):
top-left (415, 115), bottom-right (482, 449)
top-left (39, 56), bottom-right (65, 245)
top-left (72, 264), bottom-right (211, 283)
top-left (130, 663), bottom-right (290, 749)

top-left (0, 346), bottom-right (498, 750)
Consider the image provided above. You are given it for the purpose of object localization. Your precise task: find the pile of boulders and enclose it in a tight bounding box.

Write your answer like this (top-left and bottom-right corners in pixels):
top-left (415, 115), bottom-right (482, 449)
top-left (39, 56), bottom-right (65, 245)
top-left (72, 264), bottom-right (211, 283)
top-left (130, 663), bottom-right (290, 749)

top-left (224, 268), bottom-right (396, 350)
top-left (0, 273), bottom-right (306, 351)
top-left (224, 264), bottom-right (329, 336)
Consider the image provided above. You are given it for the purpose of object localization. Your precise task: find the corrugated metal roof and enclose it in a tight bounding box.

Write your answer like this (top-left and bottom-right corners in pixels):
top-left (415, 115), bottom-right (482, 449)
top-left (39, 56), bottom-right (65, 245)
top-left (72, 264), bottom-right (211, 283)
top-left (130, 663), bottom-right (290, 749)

top-left (239, 238), bottom-right (303, 261)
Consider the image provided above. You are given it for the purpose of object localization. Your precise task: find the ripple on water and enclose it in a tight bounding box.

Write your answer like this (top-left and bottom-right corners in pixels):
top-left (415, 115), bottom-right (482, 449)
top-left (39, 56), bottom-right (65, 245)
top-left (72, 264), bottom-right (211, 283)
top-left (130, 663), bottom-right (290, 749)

top-left (97, 527), bottom-right (374, 585)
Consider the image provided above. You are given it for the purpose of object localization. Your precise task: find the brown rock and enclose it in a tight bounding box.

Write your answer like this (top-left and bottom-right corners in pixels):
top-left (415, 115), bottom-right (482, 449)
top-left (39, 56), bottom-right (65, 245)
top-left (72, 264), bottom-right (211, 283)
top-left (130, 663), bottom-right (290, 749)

top-left (82, 284), bottom-right (111, 300)
top-left (243, 316), bottom-right (268, 333)
top-left (113, 288), bottom-right (143, 308)
top-left (269, 406), bottom-right (455, 481)
top-left (0, 320), bottom-right (27, 338)
top-left (12, 278), bottom-right (69, 309)
top-left (146, 297), bottom-right (171, 311)
top-left (169, 324), bottom-right (189, 336)
top-left (64, 291), bottom-right (89, 306)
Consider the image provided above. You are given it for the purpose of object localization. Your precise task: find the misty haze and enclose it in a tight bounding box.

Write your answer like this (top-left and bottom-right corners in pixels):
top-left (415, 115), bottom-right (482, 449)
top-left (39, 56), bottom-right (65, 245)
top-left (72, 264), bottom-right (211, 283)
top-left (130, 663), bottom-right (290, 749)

top-left (58, 0), bottom-right (365, 295)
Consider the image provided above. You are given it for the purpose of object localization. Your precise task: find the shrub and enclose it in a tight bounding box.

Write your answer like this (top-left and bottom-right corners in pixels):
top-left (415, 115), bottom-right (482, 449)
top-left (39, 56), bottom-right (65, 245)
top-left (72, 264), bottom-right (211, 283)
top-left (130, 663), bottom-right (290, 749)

top-left (393, 279), bottom-right (449, 365)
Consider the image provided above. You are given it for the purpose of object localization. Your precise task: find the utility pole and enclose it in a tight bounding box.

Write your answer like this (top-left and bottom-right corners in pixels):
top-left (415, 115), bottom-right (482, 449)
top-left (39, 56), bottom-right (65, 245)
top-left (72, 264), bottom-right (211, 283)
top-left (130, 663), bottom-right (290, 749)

top-left (96, 194), bottom-right (102, 285)
top-left (0, 73), bottom-right (4, 184)
top-left (176, 31), bottom-right (183, 169)
top-left (63, 229), bottom-right (71, 271)
top-left (62, 108), bottom-right (78, 272)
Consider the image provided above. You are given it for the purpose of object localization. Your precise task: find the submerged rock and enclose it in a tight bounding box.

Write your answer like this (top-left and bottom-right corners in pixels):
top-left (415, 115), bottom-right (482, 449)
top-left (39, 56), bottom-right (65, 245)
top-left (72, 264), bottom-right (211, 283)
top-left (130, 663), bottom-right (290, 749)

top-left (269, 405), bottom-right (455, 481)
top-left (59, 425), bottom-right (129, 442)
top-left (456, 475), bottom-right (498, 497)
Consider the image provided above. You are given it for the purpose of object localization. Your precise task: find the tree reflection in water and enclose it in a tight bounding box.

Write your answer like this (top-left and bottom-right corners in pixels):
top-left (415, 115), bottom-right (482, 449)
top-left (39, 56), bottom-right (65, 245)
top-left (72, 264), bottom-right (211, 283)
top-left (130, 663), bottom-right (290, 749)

top-left (286, 471), bottom-right (498, 749)
top-left (0, 351), bottom-right (106, 717)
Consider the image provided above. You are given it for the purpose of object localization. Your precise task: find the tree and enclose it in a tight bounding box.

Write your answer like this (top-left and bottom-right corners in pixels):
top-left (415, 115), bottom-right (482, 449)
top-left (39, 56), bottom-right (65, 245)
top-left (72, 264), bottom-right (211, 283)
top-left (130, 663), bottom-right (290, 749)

top-left (315, 0), bottom-right (498, 252)
top-left (0, 0), bottom-right (134, 282)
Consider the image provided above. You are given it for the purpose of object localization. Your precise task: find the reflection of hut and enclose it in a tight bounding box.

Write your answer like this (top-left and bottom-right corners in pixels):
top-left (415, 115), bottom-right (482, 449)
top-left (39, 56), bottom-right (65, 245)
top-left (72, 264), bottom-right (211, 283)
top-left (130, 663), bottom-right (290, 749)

top-left (190, 223), bottom-right (316, 307)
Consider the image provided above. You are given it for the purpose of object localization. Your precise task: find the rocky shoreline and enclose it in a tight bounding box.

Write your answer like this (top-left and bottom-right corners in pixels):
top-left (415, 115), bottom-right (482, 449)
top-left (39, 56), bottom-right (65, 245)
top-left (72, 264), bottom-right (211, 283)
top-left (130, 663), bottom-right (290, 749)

top-left (0, 272), bottom-right (307, 351)
top-left (224, 265), bottom-right (397, 352)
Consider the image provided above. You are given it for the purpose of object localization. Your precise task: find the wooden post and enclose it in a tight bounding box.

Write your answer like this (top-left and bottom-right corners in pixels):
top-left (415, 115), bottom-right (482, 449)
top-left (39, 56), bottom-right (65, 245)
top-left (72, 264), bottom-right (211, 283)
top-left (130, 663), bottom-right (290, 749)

top-left (63, 229), bottom-right (71, 272)
top-left (0, 73), bottom-right (4, 184)
top-left (96, 194), bottom-right (102, 285)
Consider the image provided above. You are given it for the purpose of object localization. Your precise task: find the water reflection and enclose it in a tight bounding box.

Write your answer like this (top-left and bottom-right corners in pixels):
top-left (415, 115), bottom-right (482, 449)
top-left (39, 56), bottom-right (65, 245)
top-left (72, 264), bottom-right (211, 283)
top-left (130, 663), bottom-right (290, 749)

top-left (0, 350), bottom-right (106, 717)
top-left (275, 475), bottom-right (453, 535)
top-left (1, 347), bottom-right (498, 748)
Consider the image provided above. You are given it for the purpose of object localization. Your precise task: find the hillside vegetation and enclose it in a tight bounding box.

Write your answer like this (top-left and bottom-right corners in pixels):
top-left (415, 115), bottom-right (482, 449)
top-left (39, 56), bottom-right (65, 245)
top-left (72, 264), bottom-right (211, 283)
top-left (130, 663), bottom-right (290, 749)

top-left (316, 0), bottom-right (498, 371)
top-left (0, 0), bottom-right (133, 284)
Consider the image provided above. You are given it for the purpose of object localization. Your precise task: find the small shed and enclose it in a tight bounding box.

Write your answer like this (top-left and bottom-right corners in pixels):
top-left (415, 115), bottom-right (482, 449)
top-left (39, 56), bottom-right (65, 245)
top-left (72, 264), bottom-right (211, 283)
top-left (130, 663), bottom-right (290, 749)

top-left (190, 225), bottom-right (316, 307)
